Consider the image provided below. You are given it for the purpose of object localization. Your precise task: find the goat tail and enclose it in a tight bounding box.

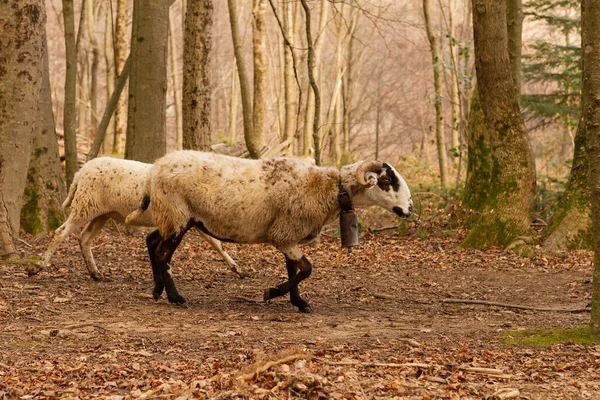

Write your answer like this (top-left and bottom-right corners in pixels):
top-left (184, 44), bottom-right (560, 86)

top-left (125, 194), bottom-right (150, 224)
top-left (62, 172), bottom-right (80, 209)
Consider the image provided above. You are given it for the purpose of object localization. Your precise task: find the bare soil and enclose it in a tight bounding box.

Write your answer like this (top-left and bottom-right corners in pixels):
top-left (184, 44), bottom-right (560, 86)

top-left (1, 224), bottom-right (598, 399)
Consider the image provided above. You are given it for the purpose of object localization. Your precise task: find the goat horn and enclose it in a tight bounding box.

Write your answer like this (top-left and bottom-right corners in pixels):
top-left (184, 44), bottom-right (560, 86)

top-left (356, 160), bottom-right (383, 186)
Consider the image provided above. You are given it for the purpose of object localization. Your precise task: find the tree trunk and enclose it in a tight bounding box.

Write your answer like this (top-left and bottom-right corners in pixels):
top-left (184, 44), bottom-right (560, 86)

top-left (102, 2), bottom-right (115, 156)
top-left (423, 0), bottom-right (448, 188)
top-left (462, 87), bottom-right (491, 212)
top-left (0, 0), bottom-right (46, 258)
top-left (543, 114), bottom-right (592, 250)
top-left (506, 0), bottom-right (523, 97)
top-left (114, 0), bottom-right (128, 156)
top-left (63, 0), bottom-right (79, 188)
top-left (21, 36), bottom-right (66, 236)
top-left (342, 8), bottom-right (359, 157)
top-left (87, 0), bottom-right (100, 129)
top-left (448, 0), bottom-right (461, 168)
top-left (461, 0), bottom-right (536, 249)
top-left (125, 0), bottom-right (169, 162)
top-left (301, 0), bottom-right (321, 165)
top-left (303, 0), bottom-right (328, 156)
top-left (227, 0), bottom-right (256, 158)
top-left (581, 0), bottom-right (600, 336)
top-left (252, 0), bottom-right (266, 155)
top-left (228, 63), bottom-right (239, 143)
top-left (282, 0), bottom-right (297, 154)
top-left (169, 10), bottom-right (183, 150)
top-left (183, 0), bottom-right (212, 151)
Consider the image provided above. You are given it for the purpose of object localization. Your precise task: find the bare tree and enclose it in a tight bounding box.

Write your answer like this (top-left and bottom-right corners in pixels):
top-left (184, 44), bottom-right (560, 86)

top-left (125, 0), bottom-right (169, 162)
top-left (169, 8), bottom-right (183, 150)
top-left (0, 0), bottom-right (46, 258)
top-left (227, 0), bottom-right (257, 158)
top-left (63, 0), bottom-right (79, 188)
top-left (183, 0), bottom-right (213, 151)
top-left (252, 0), bottom-right (267, 156)
top-left (102, 2), bottom-right (115, 156)
top-left (423, 0), bottom-right (448, 188)
top-left (114, 0), bottom-right (129, 156)
top-left (282, 0), bottom-right (298, 153)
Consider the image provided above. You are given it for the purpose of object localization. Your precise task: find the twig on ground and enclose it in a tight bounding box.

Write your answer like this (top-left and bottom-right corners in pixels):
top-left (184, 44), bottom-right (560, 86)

top-left (237, 353), bottom-right (311, 381)
top-left (424, 376), bottom-right (446, 383)
top-left (231, 296), bottom-right (264, 305)
top-left (443, 298), bottom-right (591, 313)
top-left (43, 305), bottom-right (60, 314)
top-left (370, 224), bottom-right (400, 232)
top-left (17, 238), bottom-right (33, 248)
top-left (488, 388), bottom-right (520, 400)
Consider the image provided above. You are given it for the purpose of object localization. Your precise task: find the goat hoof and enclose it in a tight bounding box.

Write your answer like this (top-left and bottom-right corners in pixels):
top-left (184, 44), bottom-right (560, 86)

top-left (298, 302), bottom-right (313, 313)
top-left (237, 270), bottom-right (252, 279)
top-left (91, 272), bottom-right (104, 281)
top-left (168, 295), bottom-right (187, 305)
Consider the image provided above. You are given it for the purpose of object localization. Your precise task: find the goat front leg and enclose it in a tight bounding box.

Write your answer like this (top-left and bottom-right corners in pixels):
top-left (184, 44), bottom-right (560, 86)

top-left (146, 229), bottom-right (164, 300)
top-left (264, 246), bottom-right (313, 313)
top-left (153, 222), bottom-right (193, 305)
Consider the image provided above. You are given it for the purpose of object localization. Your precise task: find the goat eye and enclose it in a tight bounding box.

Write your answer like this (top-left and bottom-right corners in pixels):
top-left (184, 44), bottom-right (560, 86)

top-left (380, 177), bottom-right (390, 184)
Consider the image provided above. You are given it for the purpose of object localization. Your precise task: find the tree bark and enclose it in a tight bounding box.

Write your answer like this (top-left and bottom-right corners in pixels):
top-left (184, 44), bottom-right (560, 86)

top-left (423, 0), bottom-right (448, 188)
top-left (0, 0), bottom-right (46, 258)
top-left (125, 0), bottom-right (169, 162)
top-left (63, 0), bottom-right (78, 188)
top-left (252, 0), bottom-right (266, 155)
top-left (183, 0), bottom-right (212, 151)
top-left (228, 63), bottom-right (239, 143)
top-left (114, 0), bottom-right (128, 156)
top-left (462, 87), bottom-right (491, 212)
top-left (581, 0), bottom-right (600, 336)
top-left (169, 10), bottom-right (183, 150)
top-left (461, 0), bottom-right (536, 249)
top-left (102, 2), bottom-right (115, 156)
top-left (227, 0), bottom-right (257, 158)
top-left (506, 0), bottom-right (523, 97)
top-left (21, 35), bottom-right (66, 236)
top-left (302, 0), bottom-right (328, 157)
top-left (448, 0), bottom-right (461, 168)
top-left (282, 0), bottom-right (297, 154)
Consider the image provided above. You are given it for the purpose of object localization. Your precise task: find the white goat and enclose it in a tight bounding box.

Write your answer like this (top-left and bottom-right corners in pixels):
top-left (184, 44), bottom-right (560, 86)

top-left (28, 157), bottom-right (246, 280)
top-left (127, 151), bottom-right (413, 313)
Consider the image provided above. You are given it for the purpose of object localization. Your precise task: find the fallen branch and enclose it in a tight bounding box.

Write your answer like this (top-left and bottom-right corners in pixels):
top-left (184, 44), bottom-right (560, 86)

top-left (237, 353), bottom-right (311, 381)
top-left (487, 388), bottom-right (520, 400)
top-left (443, 299), bottom-right (590, 313)
top-left (370, 224), bottom-right (400, 232)
top-left (321, 360), bottom-right (431, 369)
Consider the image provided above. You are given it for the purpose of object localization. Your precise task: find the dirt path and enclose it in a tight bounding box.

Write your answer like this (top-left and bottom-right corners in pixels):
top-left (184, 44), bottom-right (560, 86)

top-left (1, 229), bottom-right (597, 399)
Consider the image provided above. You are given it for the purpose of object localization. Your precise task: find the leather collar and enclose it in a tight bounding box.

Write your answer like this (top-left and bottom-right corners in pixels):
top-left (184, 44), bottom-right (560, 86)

top-left (337, 180), bottom-right (353, 212)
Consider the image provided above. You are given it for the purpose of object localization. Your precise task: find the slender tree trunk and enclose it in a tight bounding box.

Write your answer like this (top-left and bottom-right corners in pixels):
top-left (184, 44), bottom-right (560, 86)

top-left (125, 0), bottom-right (169, 162)
top-left (228, 0), bottom-right (256, 158)
top-left (301, 0), bottom-right (321, 165)
top-left (228, 63), bottom-right (239, 143)
top-left (583, 0), bottom-right (600, 336)
top-left (114, 0), bottom-right (128, 156)
top-left (375, 72), bottom-right (382, 160)
top-left (252, 0), bottom-right (266, 155)
top-left (87, 0), bottom-right (100, 129)
top-left (21, 36), bottom-right (66, 236)
top-left (63, 0), bottom-right (79, 188)
top-left (462, 0), bottom-right (536, 249)
top-left (282, 0), bottom-right (297, 153)
top-left (342, 8), bottom-right (359, 157)
top-left (423, 0), bottom-right (448, 188)
top-left (448, 0), bottom-right (461, 168)
top-left (303, 0), bottom-right (328, 156)
top-left (0, 0), bottom-right (46, 258)
top-left (183, 0), bottom-right (212, 151)
top-left (102, 2), bottom-right (115, 156)
top-left (169, 10), bottom-right (183, 150)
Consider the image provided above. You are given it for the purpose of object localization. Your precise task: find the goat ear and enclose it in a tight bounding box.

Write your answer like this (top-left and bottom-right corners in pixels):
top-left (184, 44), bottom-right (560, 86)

top-left (364, 172), bottom-right (378, 189)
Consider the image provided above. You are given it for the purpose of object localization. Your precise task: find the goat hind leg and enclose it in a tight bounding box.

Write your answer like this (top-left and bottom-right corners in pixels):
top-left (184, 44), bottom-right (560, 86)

top-left (198, 231), bottom-right (250, 278)
top-left (79, 216), bottom-right (109, 281)
top-left (154, 222), bottom-right (193, 305)
top-left (28, 219), bottom-right (82, 277)
top-left (146, 229), bottom-right (164, 300)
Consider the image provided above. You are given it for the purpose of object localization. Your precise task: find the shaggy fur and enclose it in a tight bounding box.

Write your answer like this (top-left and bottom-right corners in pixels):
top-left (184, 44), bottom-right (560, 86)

top-left (31, 157), bottom-right (243, 280)
top-left (130, 151), bottom-right (413, 312)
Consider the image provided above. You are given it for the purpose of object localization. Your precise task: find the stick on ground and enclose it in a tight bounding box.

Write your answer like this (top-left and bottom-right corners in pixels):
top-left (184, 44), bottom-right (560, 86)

top-left (443, 299), bottom-right (590, 313)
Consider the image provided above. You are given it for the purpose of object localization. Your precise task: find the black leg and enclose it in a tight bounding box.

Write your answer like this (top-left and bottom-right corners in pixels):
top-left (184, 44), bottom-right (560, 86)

top-left (264, 256), bottom-right (313, 313)
top-left (154, 222), bottom-right (193, 305)
top-left (146, 230), bottom-right (163, 300)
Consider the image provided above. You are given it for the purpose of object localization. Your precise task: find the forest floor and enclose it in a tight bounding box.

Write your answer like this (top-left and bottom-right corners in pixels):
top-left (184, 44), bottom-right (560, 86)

top-left (1, 216), bottom-right (598, 399)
